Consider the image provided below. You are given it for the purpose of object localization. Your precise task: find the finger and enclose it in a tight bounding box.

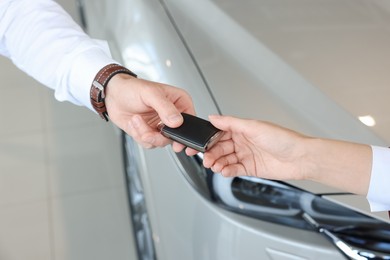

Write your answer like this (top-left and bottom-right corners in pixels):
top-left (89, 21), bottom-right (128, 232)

top-left (209, 115), bottom-right (252, 135)
top-left (141, 131), bottom-right (171, 148)
top-left (146, 87), bottom-right (193, 128)
top-left (209, 139), bottom-right (235, 158)
top-left (184, 147), bottom-right (199, 156)
top-left (124, 117), bottom-right (142, 144)
top-left (208, 114), bottom-right (235, 131)
top-left (220, 164), bottom-right (247, 178)
top-left (172, 90), bottom-right (196, 116)
top-left (145, 92), bottom-right (183, 127)
top-left (203, 140), bottom-right (235, 168)
top-left (172, 142), bottom-right (186, 153)
top-left (210, 153), bottom-right (239, 173)
top-left (129, 115), bottom-right (168, 148)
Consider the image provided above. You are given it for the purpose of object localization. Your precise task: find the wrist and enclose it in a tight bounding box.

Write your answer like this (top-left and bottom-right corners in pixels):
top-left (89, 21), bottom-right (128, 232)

top-left (301, 137), bottom-right (327, 182)
top-left (90, 64), bottom-right (137, 121)
top-left (105, 72), bottom-right (136, 97)
top-left (104, 73), bottom-right (137, 113)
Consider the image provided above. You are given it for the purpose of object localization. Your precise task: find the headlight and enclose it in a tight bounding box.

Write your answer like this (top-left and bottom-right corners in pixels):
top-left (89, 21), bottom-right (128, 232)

top-left (172, 150), bottom-right (390, 259)
top-left (213, 175), bottom-right (374, 229)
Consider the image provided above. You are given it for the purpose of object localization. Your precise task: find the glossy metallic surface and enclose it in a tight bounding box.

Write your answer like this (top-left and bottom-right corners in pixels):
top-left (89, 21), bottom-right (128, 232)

top-left (82, 0), bottom-right (390, 259)
top-left (162, 0), bottom-right (390, 221)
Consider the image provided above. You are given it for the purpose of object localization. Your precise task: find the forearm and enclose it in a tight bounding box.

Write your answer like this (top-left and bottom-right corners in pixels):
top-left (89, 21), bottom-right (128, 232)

top-left (0, 0), bottom-right (115, 109)
top-left (303, 137), bottom-right (372, 195)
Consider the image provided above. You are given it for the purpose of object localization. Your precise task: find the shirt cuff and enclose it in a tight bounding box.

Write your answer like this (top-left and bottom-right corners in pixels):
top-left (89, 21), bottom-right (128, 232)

top-left (367, 145), bottom-right (390, 211)
top-left (55, 39), bottom-right (118, 112)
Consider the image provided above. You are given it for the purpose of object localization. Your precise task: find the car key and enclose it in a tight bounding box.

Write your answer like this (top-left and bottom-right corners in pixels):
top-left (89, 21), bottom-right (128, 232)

top-left (158, 113), bottom-right (223, 152)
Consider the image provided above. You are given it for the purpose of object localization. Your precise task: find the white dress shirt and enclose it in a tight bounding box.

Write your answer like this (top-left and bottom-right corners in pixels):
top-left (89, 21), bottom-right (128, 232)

top-left (0, 0), bottom-right (116, 111)
top-left (367, 146), bottom-right (390, 211)
top-left (0, 0), bottom-right (389, 212)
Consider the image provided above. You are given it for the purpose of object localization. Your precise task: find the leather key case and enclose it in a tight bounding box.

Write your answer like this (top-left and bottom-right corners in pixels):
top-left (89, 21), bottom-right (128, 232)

top-left (158, 113), bottom-right (223, 152)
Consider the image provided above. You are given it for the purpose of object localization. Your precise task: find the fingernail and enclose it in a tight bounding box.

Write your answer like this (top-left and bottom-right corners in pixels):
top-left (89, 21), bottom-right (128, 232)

top-left (168, 114), bottom-right (181, 124)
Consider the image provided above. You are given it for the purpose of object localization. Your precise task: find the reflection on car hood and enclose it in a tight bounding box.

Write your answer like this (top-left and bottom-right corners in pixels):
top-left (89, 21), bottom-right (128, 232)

top-left (164, 0), bottom-right (390, 222)
top-left (210, 0), bottom-right (390, 144)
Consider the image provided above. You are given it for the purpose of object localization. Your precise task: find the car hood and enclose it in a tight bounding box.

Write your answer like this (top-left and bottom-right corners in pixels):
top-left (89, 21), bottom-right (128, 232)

top-left (164, 0), bottom-right (390, 221)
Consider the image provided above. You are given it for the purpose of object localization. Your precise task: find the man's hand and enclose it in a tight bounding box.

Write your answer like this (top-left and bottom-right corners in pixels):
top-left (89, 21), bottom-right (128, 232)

top-left (105, 73), bottom-right (194, 149)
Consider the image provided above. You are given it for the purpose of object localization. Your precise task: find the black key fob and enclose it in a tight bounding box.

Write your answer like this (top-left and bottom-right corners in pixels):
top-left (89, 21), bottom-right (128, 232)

top-left (158, 113), bottom-right (223, 152)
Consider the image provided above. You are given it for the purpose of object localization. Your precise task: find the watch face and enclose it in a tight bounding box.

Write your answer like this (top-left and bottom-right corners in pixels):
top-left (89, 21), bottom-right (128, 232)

top-left (159, 113), bottom-right (223, 152)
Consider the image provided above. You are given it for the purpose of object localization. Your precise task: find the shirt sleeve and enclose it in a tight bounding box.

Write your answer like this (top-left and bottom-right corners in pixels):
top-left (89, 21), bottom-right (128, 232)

top-left (367, 145), bottom-right (390, 211)
top-left (0, 0), bottom-right (117, 111)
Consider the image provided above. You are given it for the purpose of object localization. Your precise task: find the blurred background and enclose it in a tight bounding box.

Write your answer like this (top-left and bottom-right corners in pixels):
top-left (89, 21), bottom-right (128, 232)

top-left (0, 1), bottom-right (137, 259)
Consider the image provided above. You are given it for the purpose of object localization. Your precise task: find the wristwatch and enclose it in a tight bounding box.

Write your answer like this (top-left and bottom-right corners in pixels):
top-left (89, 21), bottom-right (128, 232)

top-left (90, 63), bottom-right (137, 121)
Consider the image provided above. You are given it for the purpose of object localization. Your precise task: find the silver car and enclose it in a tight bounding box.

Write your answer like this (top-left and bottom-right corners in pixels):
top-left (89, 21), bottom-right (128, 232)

top-left (79, 0), bottom-right (390, 259)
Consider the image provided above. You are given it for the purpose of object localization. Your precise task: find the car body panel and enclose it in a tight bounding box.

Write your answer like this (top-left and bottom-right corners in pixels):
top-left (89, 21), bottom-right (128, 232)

top-left (162, 0), bottom-right (390, 222)
top-left (81, 0), bottom-right (218, 118)
top-left (82, 0), bottom-right (389, 259)
top-left (163, 0), bottom-right (390, 144)
top-left (141, 147), bottom-right (342, 260)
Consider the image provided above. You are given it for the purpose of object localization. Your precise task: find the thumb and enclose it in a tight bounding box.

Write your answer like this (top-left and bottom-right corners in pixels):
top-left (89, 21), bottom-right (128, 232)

top-left (147, 93), bottom-right (183, 128)
top-left (209, 114), bottom-right (253, 134)
top-left (208, 114), bottom-right (238, 131)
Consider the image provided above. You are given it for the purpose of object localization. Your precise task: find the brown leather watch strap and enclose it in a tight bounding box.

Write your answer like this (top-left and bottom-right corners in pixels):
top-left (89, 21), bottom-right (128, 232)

top-left (90, 63), bottom-right (137, 121)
